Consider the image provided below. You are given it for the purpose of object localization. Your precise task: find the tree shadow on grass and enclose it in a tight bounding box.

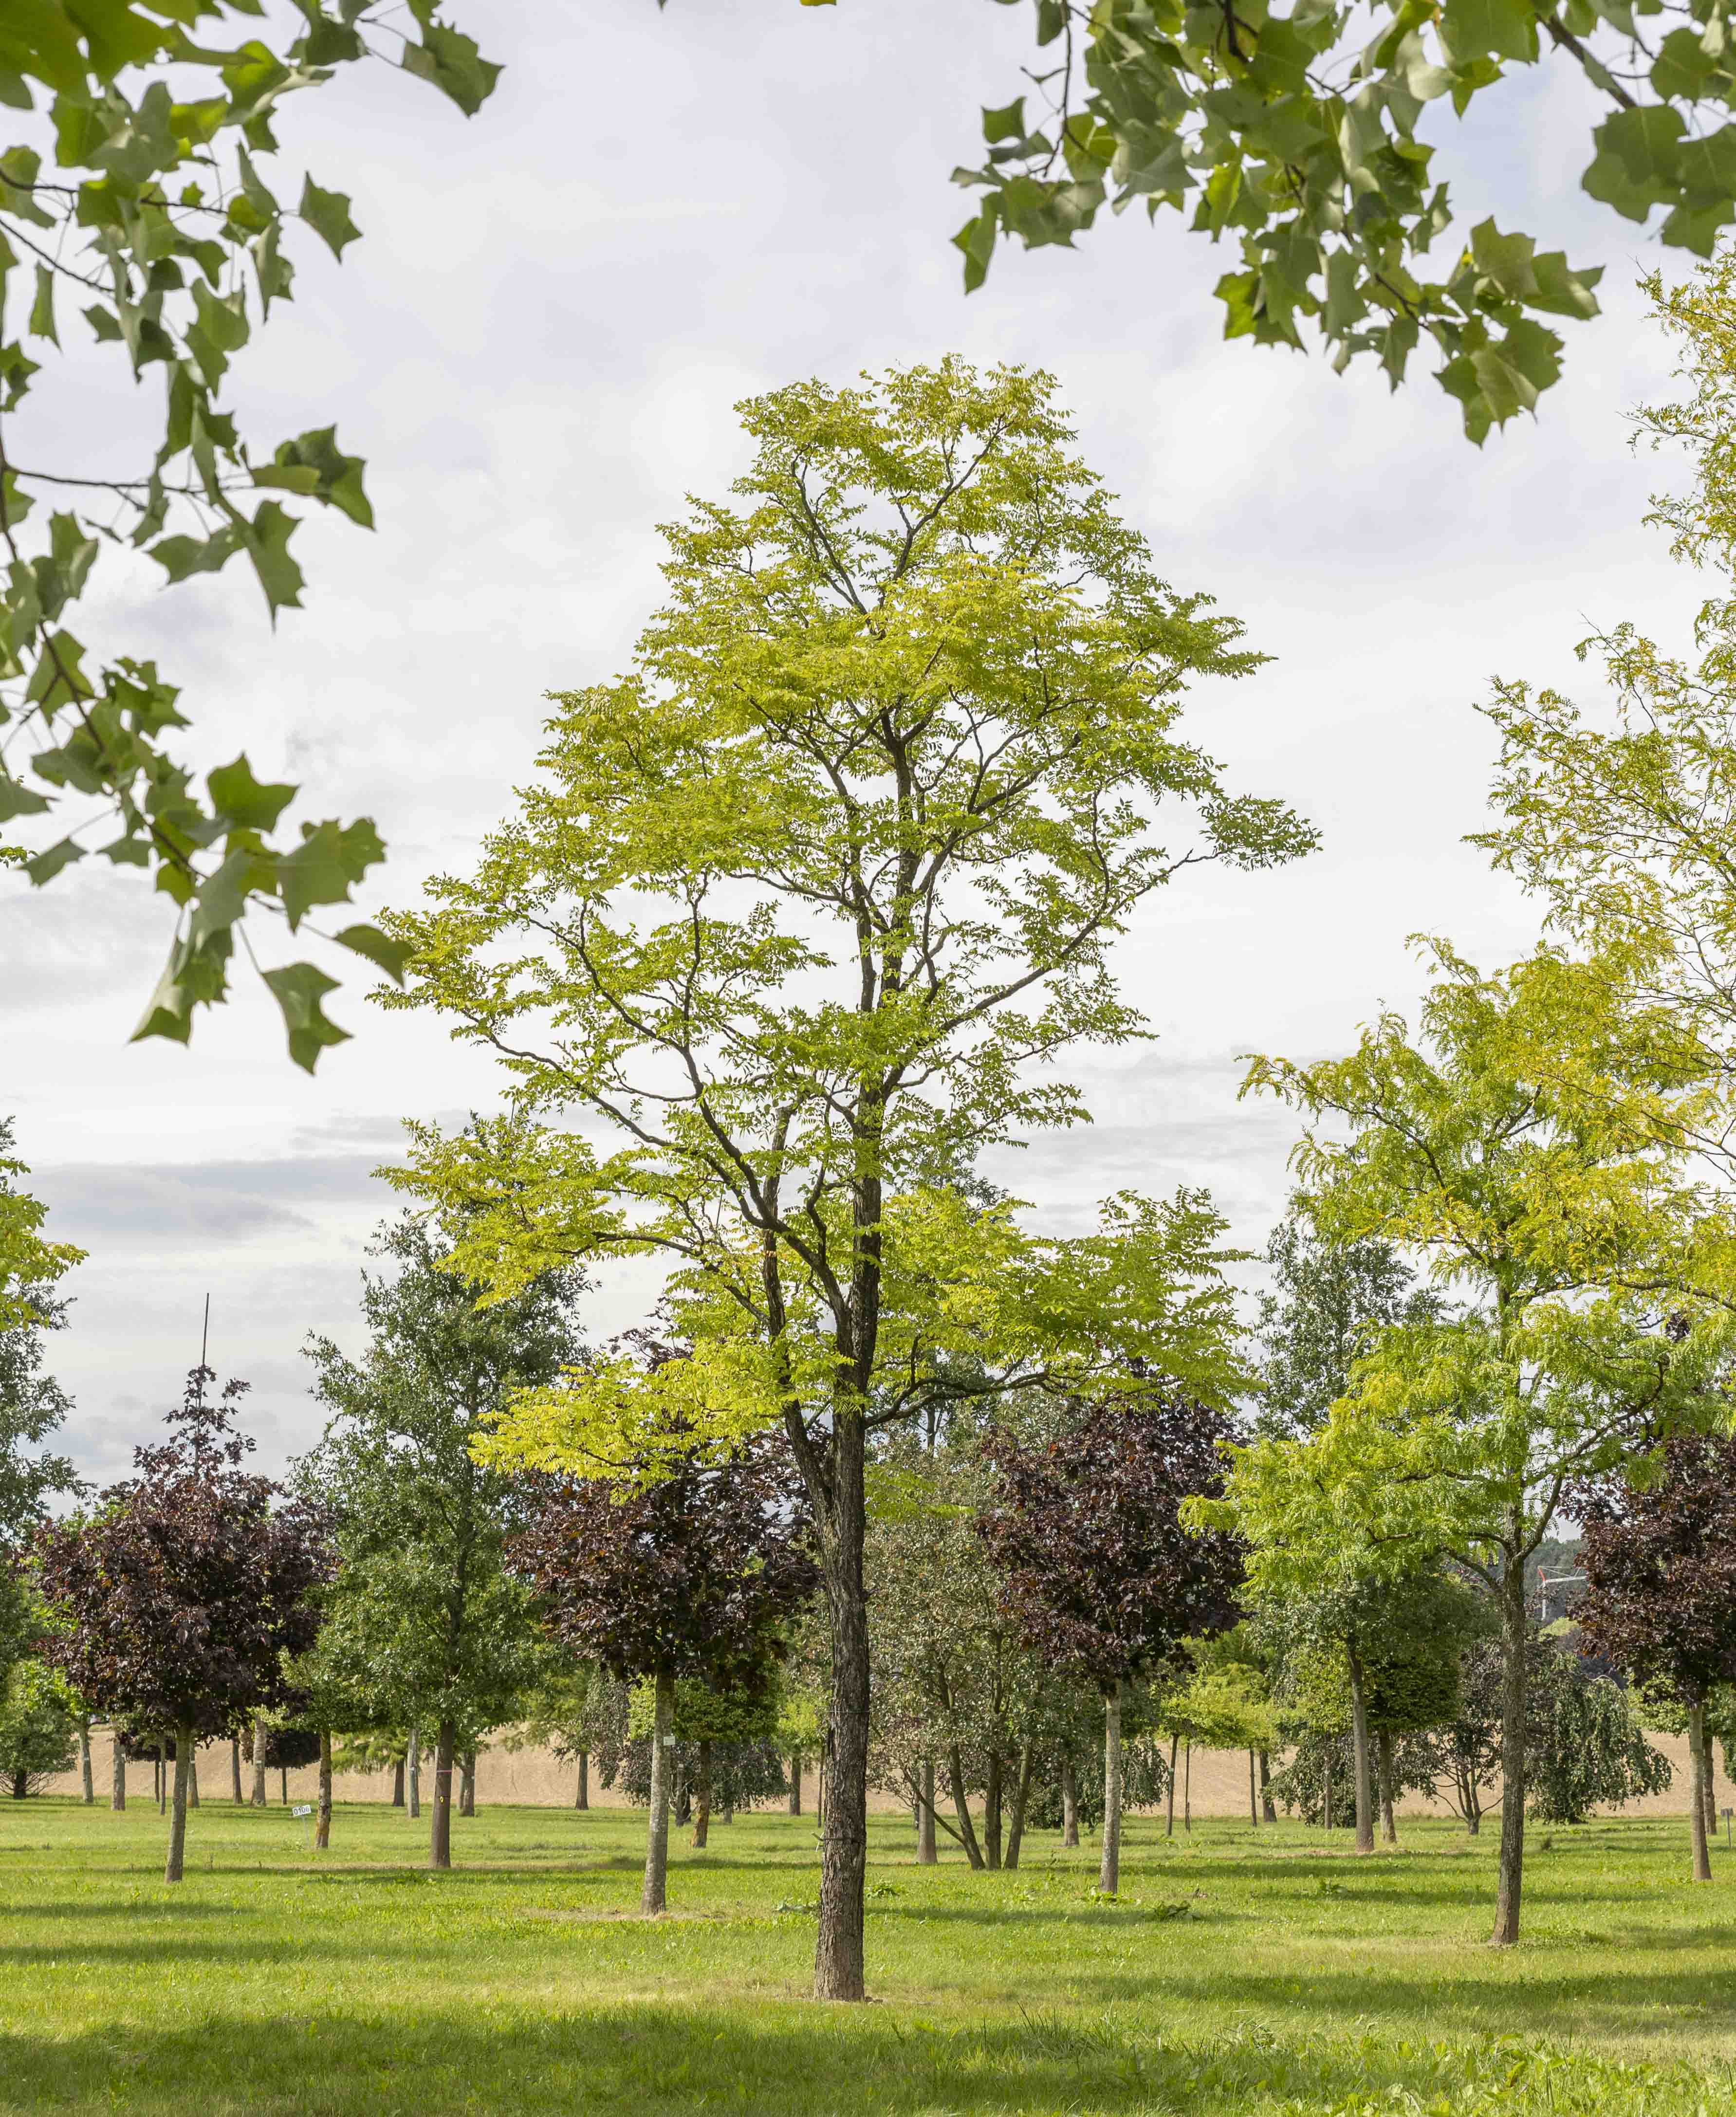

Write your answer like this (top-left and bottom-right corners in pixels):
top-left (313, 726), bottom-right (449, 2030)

top-left (1, 2000), bottom-right (1731, 2117)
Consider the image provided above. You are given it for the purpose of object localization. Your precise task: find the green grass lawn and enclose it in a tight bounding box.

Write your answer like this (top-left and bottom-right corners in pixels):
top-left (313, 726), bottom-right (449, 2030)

top-left (3, 1797), bottom-right (1736, 2114)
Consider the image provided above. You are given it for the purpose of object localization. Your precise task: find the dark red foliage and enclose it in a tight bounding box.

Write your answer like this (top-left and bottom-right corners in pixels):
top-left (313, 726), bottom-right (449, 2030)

top-left (977, 1395), bottom-right (1246, 1693)
top-left (513, 1436), bottom-right (819, 1692)
top-left (1572, 1434), bottom-right (1736, 1709)
top-left (34, 1368), bottom-right (330, 1738)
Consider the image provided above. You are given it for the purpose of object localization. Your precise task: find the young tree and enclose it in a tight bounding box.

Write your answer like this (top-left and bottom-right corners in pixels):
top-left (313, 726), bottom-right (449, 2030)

top-left (1220, 943), bottom-right (1729, 1943)
top-left (0, 1121), bottom-right (81, 1549)
top-left (34, 1369), bottom-right (326, 1879)
top-left (386, 358), bottom-right (1309, 1997)
top-left (1571, 1434), bottom-right (1736, 1880)
top-left (978, 1394), bottom-right (1245, 1894)
top-left (512, 1427), bottom-right (818, 1913)
top-left (0, 9), bottom-right (500, 1057)
top-left (0, 1658), bottom-right (77, 1796)
top-left (300, 1216), bottom-right (578, 1872)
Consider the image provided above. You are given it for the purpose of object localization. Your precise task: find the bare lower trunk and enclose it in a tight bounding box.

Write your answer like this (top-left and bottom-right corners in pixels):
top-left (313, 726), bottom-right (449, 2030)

top-left (1323, 1753), bottom-right (1331, 1834)
top-left (916, 1760), bottom-right (935, 1863)
top-left (982, 1749), bottom-right (1003, 1872)
top-left (1259, 1748), bottom-right (1275, 1824)
top-left (576, 1751), bottom-right (589, 1810)
top-left (1099, 1686), bottom-right (1123, 1894)
top-left (1004, 1741), bottom-right (1035, 1871)
top-left (1248, 1748), bottom-right (1258, 1827)
top-left (1184, 1738), bottom-right (1192, 1832)
top-left (813, 1410), bottom-right (870, 2003)
top-left (79, 1723), bottom-right (93, 1805)
top-left (1061, 1753), bottom-right (1079, 1848)
top-left (1347, 1646), bottom-right (1374, 1855)
top-left (250, 1715), bottom-right (267, 1808)
top-left (316, 1731), bottom-right (333, 1851)
top-left (111, 1733), bottom-right (126, 1813)
top-left (693, 1737), bottom-right (712, 1848)
top-left (230, 1736), bottom-right (243, 1804)
top-left (164, 1724), bottom-right (193, 1883)
top-left (459, 1749), bottom-right (476, 1818)
top-left (406, 1729), bottom-right (421, 1820)
top-left (429, 1719), bottom-right (456, 1871)
top-left (1701, 1719), bottom-right (1718, 1843)
top-left (279, 1767), bottom-right (288, 1805)
top-left (1377, 1728), bottom-right (1397, 1845)
top-left (1165, 1731), bottom-right (1179, 1838)
top-left (1492, 1553), bottom-right (1528, 1946)
top-left (1690, 1698), bottom-right (1713, 1884)
top-left (188, 1751), bottom-right (200, 1808)
top-left (157, 1742), bottom-right (166, 1815)
top-left (789, 1754), bottom-right (801, 1817)
top-left (643, 1665), bottom-right (674, 1912)
top-left (945, 1745), bottom-right (985, 1869)
top-left (391, 1758), bottom-right (406, 1808)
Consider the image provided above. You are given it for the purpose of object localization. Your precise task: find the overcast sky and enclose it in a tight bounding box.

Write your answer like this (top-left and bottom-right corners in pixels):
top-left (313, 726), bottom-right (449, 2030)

top-left (2, 2), bottom-right (1713, 1486)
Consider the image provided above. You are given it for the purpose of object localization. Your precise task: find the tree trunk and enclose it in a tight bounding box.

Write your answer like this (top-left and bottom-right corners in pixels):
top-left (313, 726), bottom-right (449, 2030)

top-left (1259, 1748), bottom-right (1275, 1824)
top-left (1347, 1645), bottom-right (1375, 1855)
top-left (1323, 1751), bottom-right (1331, 1834)
top-left (1491, 1549), bottom-right (1529, 1946)
top-left (1165, 1731), bottom-right (1179, 1838)
top-left (1689, 1697), bottom-right (1713, 1884)
top-left (576, 1751), bottom-right (589, 1810)
top-left (1061, 1753), bottom-right (1079, 1848)
top-left (279, 1766), bottom-right (287, 1805)
top-left (157, 1741), bottom-right (166, 1815)
top-left (10, 1770), bottom-right (24, 1799)
top-left (230, 1735), bottom-right (243, 1804)
top-left (944, 1744), bottom-right (985, 1869)
top-left (188, 1750), bottom-right (200, 1808)
top-left (164, 1724), bottom-right (193, 1883)
top-left (918, 1759), bottom-right (936, 1863)
top-left (982, 1748), bottom-right (1003, 1872)
top-left (788, 1753), bottom-right (801, 1817)
top-left (693, 1736), bottom-right (712, 1848)
top-left (643, 1665), bottom-right (674, 1913)
top-left (391, 1757), bottom-right (406, 1808)
top-left (316, 1731), bottom-right (333, 1851)
top-left (111, 1732), bottom-right (125, 1812)
top-left (250, 1714), bottom-right (267, 1808)
top-left (1004, 1741), bottom-right (1034, 1871)
top-left (1099, 1686), bottom-right (1124, 1894)
top-left (459, 1749), bottom-right (476, 1818)
top-left (407, 1729), bottom-right (421, 1819)
top-left (78, 1722), bottom-right (93, 1804)
top-left (1184, 1737), bottom-right (1192, 1832)
top-left (1249, 1748), bottom-right (1258, 1827)
top-left (813, 1408), bottom-right (870, 2002)
top-left (1701, 1718), bottom-right (1718, 1843)
top-left (429, 1718), bottom-right (456, 1871)
top-left (1377, 1728), bottom-right (1397, 1845)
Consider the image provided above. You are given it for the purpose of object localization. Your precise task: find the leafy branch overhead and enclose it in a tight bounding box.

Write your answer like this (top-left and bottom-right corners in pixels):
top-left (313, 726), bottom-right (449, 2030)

top-left (0, 2), bottom-right (498, 1068)
top-left (919, 0), bottom-right (1736, 440)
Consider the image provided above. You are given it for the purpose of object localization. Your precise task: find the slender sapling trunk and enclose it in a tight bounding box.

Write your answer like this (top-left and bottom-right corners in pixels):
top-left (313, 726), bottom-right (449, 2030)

top-left (917, 1760), bottom-right (936, 1863)
top-left (693, 1737), bottom-right (712, 1848)
top-left (316, 1731), bottom-right (333, 1852)
top-left (577, 1750), bottom-right (589, 1810)
top-left (230, 1736), bottom-right (243, 1804)
top-left (643, 1664), bottom-right (674, 1913)
top-left (460, 1749), bottom-right (476, 1818)
top-left (407, 1729), bottom-right (421, 1819)
top-left (1492, 1548), bottom-right (1529, 1946)
top-left (110, 1732), bottom-right (125, 1812)
top-left (429, 1719), bottom-right (456, 1871)
top-left (788, 1753), bottom-right (801, 1817)
top-left (1099, 1685), bottom-right (1124, 1894)
top-left (1259, 1748), bottom-right (1275, 1824)
top-left (1004, 1740), bottom-right (1034, 1871)
top-left (164, 1724), bottom-right (193, 1883)
top-left (1377, 1729), bottom-right (1397, 1845)
top-left (1061, 1753), bottom-right (1079, 1848)
top-left (1347, 1645), bottom-right (1375, 1855)
top-left (1690, 1697), bottom-right (1713, 1884)
top-left (79, 1723), bottom-right (93, 1805)
top-left (945, 1745), bottom-right (985, 1869)
top-left (250, 1714), bottom-right (267, 1808)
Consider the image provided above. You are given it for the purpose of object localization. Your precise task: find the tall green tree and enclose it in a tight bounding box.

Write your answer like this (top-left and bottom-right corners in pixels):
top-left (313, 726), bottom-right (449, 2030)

top-left (0, 4), bottom-right (498, 1062)
top-left (384, 359), bottom-right (1309, 1998)
top-left (1200, 942), bottom-right (1732, 1942)
top-left (300, 1216), bottom-right (580, 1871)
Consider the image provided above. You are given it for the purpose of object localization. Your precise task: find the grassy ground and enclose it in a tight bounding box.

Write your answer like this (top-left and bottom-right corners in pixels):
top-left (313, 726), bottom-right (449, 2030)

top-left (2, 1798), bottom-right (1736, 2115)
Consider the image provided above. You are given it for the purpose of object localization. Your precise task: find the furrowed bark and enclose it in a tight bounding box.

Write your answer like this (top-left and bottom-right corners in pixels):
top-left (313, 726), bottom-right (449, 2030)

top-left (1690, 1697), bottom-right (1713, 1884)
top-left (316, 1731), bottom-right (333, 1851)
top-left (164, 1724), bottom-right (193, 1883)
top-left (429, 1718), bottom-right (456, 1871)
top-left (1492, 1552), bottom-right (1528, 1946)
top-left (1347, 1645), bottom-right (1374, 1855)
top-left (643, 1664), bottom-right (674, 1912)
top-left (1099, 1686), bottom-right (1123, 1894)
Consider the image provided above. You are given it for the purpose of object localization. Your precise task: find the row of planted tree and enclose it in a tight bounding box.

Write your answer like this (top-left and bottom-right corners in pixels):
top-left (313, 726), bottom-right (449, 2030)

top-left (13, 285), bottom-right (1736, 1998)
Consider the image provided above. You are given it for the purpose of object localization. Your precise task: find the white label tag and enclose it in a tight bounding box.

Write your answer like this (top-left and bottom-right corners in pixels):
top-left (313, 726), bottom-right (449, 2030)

top-left (291, 1804), bottom-right (314, 1818)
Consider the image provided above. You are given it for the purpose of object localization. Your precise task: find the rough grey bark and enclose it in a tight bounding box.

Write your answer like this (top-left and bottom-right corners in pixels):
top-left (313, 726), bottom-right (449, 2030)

top-left (1690, 1698), bottom-right (1713, 1883)
top-left (1702, 1720), bottom-right (1718, 1844)
top-left (917, 1760), bottom-right (935, 1863)
top-left (1099, 1686), bottom-right (1123, 1894)
top-left (316, 1730), bottom-right (333, 1851)
top-left (1347, 1645), bottom-right (1375, 1855)
top-left (1492, 1553), bottom-right (1529, 1946)
top-left (1004, 1741), bottom-right (1035, 1870)
top-left (1061, 1753), bottom-right (1079, 1847)
top-left (642, 1665), bottom-right (674, 1912)
top-left (812, 1403), bottom-right (870, 2001)
top-left (391, 1757), bottom-right (406, 1807)
top-left (406, 1728), bottom-right (421, 1819)
top-left (459, 1749), bottom-right (476, 1818)
top-left (164, 1724), bottom-right (193, 1883)
top-left (188, 1750), bottom-right (199, 1808)
top-left (429, 1718), bottom-right (456, 1870)
top-left (1377, 1727), bottom-right (1397, 1845)
top-left (693, 1736), bottom-right (712, 1848)
top-left (945, 1744), bottom-right (985, 1869)
top-left (110, 1732), bottom-right (125, 1812)
top-left (78, 1722), bottom-right (93, 1804)
top-left (250, 1713), bottom-right (267, 1808)
top-left (1249, 1748), bottom-right (1258, 1826)
top-left (230, 1735), bottom-right (243, 1804)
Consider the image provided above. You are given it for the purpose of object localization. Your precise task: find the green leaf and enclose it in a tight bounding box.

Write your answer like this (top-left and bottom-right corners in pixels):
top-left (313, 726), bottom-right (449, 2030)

top-left (148, 526), bottom-right (241, 583)
top-left (27, 264), bottom-right (56, 345)
top-left (401, 22), bottom-right (502, 117)
top-left (262, 960), bottom-right (350, 1072)
top-left (0, 773), bottom-right (50, 822)
top-left (334, 921), bottom-right (413, 985)
top-left (266, 425), bottom-right (372, 529)
top-left (275, 816), bottom-right (387, 929)
top-left (1441, 0), bottom-right (1539, 61)
top-left (299, 175), bottom-right (361, 259)
top-left (982, 98), bottom-right (1027, 144)
top-left (208, 752), bottom-right (296, 834)
top-left (23, 835), bottom-right (84, 885)
top-left (243, 499), bottom-right (304, 617)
